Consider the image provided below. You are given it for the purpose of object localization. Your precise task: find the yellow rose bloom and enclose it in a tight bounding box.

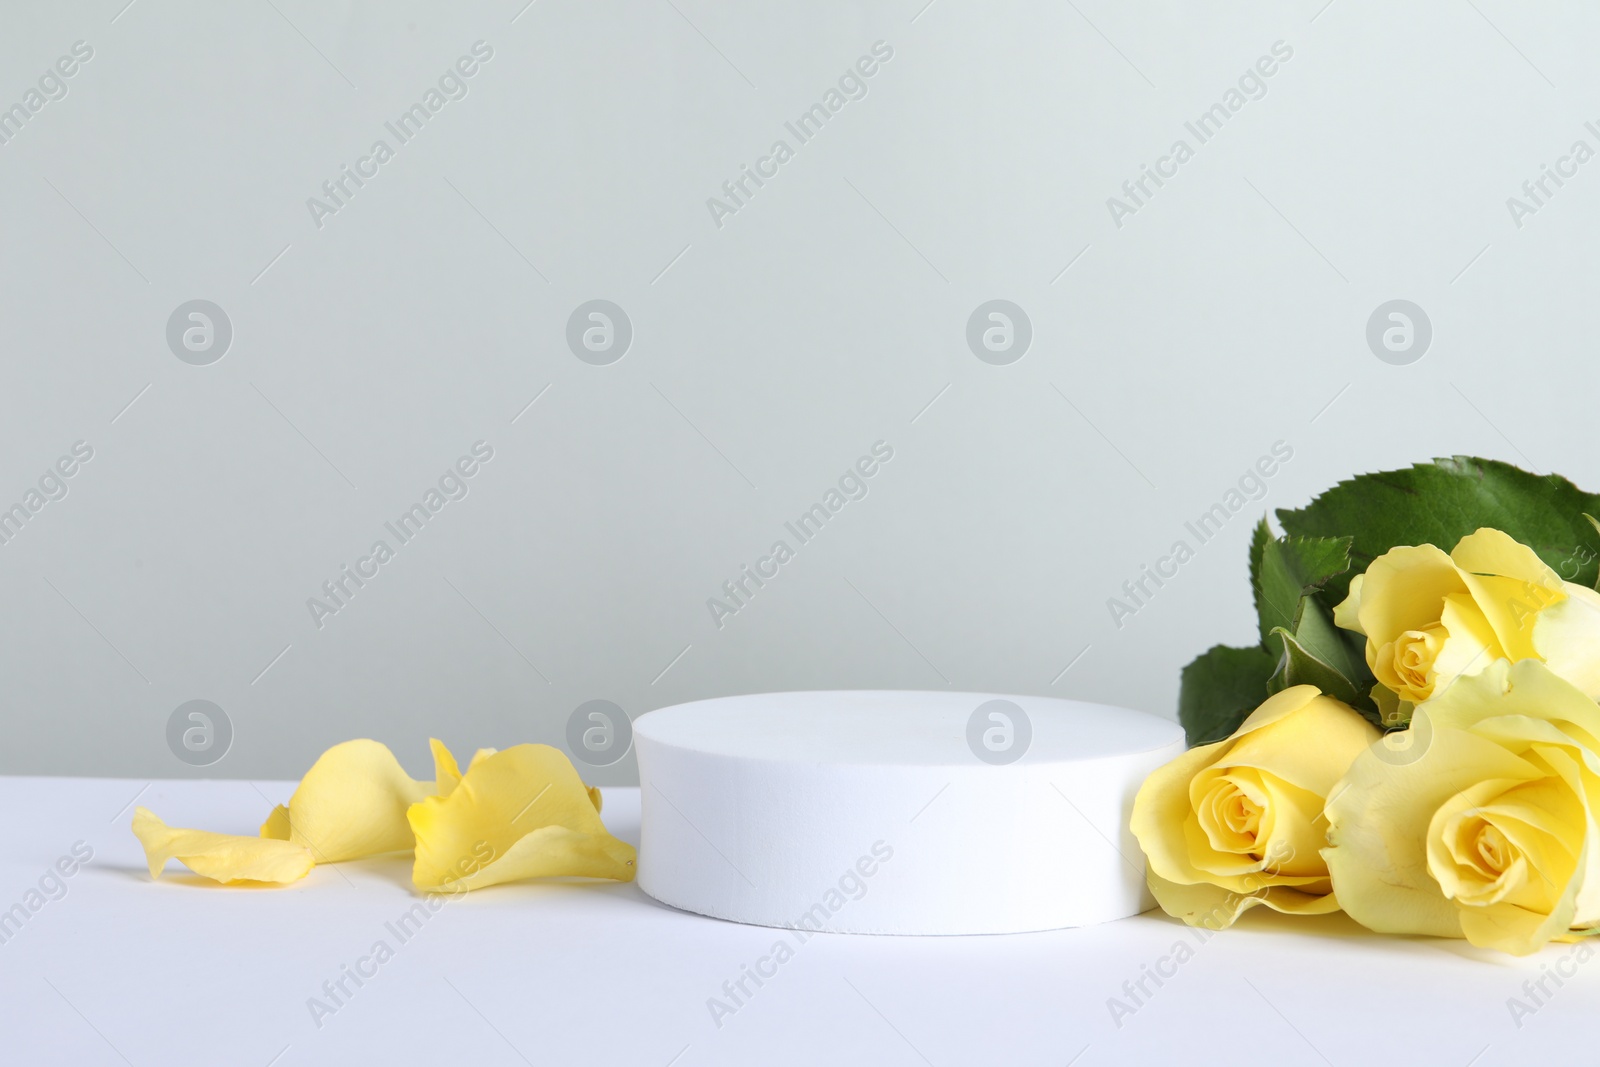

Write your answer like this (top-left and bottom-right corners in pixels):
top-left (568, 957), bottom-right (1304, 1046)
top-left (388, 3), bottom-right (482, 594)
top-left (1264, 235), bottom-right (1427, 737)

top-left (1131, 685), bottom-right (1380, 929)
top-left (1334, 528), bottom-right (1600, 718)
top-left (1324, 659), bottom-right (1600, 955)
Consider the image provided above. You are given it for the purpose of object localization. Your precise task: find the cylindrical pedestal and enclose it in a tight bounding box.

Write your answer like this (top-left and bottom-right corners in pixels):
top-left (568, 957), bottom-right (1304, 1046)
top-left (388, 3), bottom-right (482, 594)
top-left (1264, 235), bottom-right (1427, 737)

top-left (635, 691), bottom-right (1183, 935)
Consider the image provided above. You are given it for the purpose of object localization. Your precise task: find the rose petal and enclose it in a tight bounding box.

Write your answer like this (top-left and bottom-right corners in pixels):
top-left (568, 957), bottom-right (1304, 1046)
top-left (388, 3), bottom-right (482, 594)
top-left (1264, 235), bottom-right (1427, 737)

top-left (270, 739), bottom-right (433, 863)
top-left (1324, 702), bottom-right (1546, 943)
top-left (1145, 870), bottom-right (1339, 931)
top-left (1428, 777), bottom-right (1575, 912)
top-left (1450, 527), bottom-right (1558, 586)
top-left (1332, 573), bottom-right (1365, 634)
top-left (1134, 686), bottom-right (1375, 912)
top-left (1353, 543), bottom-right (1464, 652)
top-left (407, 743), bottom-right (635, 891)
top-left (1451, 528), bottom-right (1564, 662)
top-left (1430, 657), bottom-right (1600, 746)
top-left (1222, 690), bottom-right (1381, 796)
top-left (1536, 584), bottom-right (1600, 700)
top-left (1455, 857), bottom-right (1583, 956)
top-left (1254, 773), bottom-right (1331, 878)
top-left (133, 807), bottom-right (313, 885)
top-left (432, 738), bottom-right (464, 796)
top-left (1429, 592), bottom-right (1502, 691)
top-left (1141, 686), bottom-right (1321, 887)
top-left (260, 804), bottom-right (291, 840)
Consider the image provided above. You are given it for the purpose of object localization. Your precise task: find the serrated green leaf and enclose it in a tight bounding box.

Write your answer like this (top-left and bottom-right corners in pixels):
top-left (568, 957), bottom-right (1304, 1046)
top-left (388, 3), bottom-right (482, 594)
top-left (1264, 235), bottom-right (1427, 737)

top-left (1248, 517), bottom-right (1271, 615)
top-left (1252, 533), bottom-right (1352, 647)
top-left (1178, 644), bottom-right (1276, 747)
top-left (1277, 457), bottom-right (1600, 608)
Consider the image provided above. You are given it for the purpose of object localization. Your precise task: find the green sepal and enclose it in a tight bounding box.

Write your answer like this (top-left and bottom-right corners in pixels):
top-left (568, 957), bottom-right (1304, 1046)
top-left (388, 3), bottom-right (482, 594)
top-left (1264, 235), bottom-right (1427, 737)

top-left (1266, 625), bottom-right (1381, 729)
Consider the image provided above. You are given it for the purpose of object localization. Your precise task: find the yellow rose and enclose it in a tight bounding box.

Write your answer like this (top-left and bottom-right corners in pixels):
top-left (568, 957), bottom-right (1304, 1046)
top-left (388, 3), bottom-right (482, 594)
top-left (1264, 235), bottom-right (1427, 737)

top-left (1324, 659), bottom-right (1600, 955)
top-left (1131, 685), bottom-right (1380, 929)
top-left (1334, 527), bottom-right (1600, 719)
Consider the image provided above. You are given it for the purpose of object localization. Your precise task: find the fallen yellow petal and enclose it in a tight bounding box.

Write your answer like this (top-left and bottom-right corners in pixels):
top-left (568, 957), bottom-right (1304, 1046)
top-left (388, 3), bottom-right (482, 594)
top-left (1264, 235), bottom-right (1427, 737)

top-left (430, 742), bottom-right (498, 796)
top-left (407, 743), bottom-right (635, 891)
top-left (260, 804), bottom-right (291, 840)
top-left (267, 739), bottom-right (433, 862)
top-left (133, 807), bottom-right (313, 885)
top-left (431, 738), bottom-right (463, 796)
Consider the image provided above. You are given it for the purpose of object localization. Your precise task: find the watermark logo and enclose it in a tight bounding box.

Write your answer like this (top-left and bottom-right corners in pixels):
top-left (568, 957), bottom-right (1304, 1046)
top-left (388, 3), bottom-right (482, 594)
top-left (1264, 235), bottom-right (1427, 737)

top-left (306, 442), bottom-right (494, 630)
top-left (1365, 300), bottom-right (1431, 365)
top-left (1106, 40), bottom-right (1294, 228)
top-left (1108, 441), bottom-right (1293, 629)
top-left (306, 41), bottom-right (494, 230)
top-left (566, 300), bottom-right (632, 365)
top-left (1505, 123), bottom-right (1600, 230)
top-left (566, 699), bottom-right (633, 767)
top-left (0, 40), bottom-right (94, 148)
top-left (166, 699), bottom-right (232, 767)
top-left (966, 699), bottom-right (1031, 765)
top-left (1507, 938), bottom-right (1598, 1029)
top-left (966, 300), bottom-right (1031, 365)
top-left (307, 841), bottom-right (493, 1029)
top-left (166, 300), bottom-right (232, 365)
top-left (0, 841), bottom-right (93, 947)
top-left (0, 440), bottom-right (94, 549)
top-left (705, 41), bottom-right (895, 230)
top-left (1371, 710), bottom-right (1432, 765)
top-left (706, 840), bottom-right (894, 1029)
top-left (1107, 842), bottom-right (1294, 1030)
top-left (707, 441), bottom-right (894, 630)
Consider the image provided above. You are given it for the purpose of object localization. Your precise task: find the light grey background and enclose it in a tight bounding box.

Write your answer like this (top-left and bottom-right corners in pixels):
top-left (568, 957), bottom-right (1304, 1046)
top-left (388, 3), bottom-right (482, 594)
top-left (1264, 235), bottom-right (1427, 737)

top-left (2, 0), bottom-right (1594, 782)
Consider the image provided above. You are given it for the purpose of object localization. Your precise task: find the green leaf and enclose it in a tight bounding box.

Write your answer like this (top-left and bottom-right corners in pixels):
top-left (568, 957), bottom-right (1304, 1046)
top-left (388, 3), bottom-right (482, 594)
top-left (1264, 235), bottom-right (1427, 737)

top-left (1252, 533), bottom-right (1352, 647)
top-left (1248, 517), bottom-right (1270, 618)
top-left (1178, 644), bottom-right (1277, 747)
top-left (1277, 457), bottom-right (1600, 608)
top-left (1586, 514), bottom-right (1600, 592)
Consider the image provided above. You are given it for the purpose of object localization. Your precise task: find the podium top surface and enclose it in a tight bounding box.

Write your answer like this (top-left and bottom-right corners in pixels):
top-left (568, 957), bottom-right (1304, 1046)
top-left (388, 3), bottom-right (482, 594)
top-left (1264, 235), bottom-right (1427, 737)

top-left (634, 690), bottom-right (1183, 766)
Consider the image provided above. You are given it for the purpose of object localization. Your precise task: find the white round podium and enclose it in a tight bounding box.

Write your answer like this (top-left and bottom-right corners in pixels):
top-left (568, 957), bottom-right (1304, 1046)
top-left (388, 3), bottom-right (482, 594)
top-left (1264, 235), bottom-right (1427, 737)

top-left (634, 691), bottom-right (1183, 935)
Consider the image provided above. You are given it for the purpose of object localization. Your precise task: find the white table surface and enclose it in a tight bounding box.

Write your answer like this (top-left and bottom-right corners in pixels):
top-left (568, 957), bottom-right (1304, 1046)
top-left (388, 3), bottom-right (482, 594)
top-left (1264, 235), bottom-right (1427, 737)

top-left (1, 777), bottom-right (1589, 1066)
